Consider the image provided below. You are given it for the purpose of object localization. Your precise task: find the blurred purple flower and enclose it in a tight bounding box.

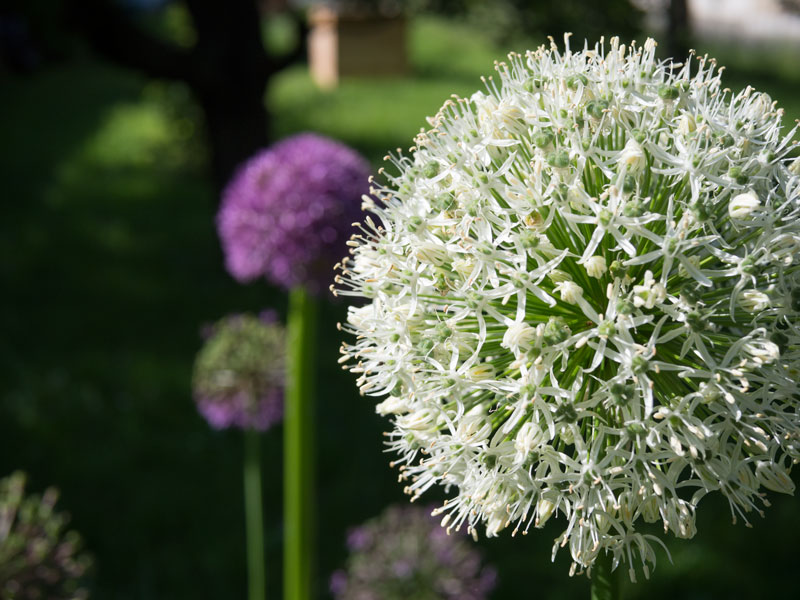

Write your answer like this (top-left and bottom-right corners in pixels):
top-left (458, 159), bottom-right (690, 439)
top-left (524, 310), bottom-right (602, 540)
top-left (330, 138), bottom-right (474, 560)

top-left (331, 504), bottom-right (497, 600)
top-left (345, 526), bottom-right (372, 552)
top-left (217, 133), bottom-right (370, 294)
top-left (329, 569), bottom-right (348, 596)
top-left (192, 313), bottom-right (286, 431)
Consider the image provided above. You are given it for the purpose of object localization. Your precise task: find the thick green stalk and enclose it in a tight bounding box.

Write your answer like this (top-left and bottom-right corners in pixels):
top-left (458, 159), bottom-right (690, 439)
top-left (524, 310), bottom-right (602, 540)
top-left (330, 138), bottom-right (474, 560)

top-left (244, 429), bottom-right (266, 600)
top-left (590, 553), bottom-right (619, 600)
top-left (284, 286), bottom-right (317, 600)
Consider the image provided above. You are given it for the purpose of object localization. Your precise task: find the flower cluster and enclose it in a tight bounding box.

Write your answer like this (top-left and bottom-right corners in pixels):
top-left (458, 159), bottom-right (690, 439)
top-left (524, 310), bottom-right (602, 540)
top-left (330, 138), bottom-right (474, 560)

top-left (329, 504), bottom-right (496, 600)
top-left (338, 36), bottom-right (800, 579)
top-left (193, 312), bottom-right (286, 431)
top-left (217, 133), bottom-right (371, 293)
top-left (0, 472), bottom-right (92, 600)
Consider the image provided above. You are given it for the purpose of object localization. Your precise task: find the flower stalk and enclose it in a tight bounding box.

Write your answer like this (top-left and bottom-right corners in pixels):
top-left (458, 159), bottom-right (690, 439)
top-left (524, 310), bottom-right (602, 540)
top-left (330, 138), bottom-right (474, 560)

top-left (244, 429), bottom-right (266, 600)
top-left (284, 286), bottom-right (317, 600)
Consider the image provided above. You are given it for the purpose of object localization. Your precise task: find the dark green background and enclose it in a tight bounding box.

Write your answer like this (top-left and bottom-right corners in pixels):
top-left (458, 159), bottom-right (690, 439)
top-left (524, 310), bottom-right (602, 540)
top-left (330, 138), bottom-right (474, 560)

top-left (2, 2), bottom-right (800, 598)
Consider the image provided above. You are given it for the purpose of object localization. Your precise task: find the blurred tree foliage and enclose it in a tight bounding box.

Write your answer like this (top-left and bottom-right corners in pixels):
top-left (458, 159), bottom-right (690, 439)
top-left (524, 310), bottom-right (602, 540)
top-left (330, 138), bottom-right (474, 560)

top-left (3, 0), bottom-right (306, 193)
top-left (419, 0), bottom-right (643, 46)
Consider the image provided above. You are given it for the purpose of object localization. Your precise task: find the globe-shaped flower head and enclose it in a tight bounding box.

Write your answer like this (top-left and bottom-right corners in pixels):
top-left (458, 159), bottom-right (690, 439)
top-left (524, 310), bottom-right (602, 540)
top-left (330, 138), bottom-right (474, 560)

top-left (193, 312), bottom-right (286, 431)
top-left (337, 36), bottom-right (800, 579)
top-left (0, 472), bottom-right (92, 600)
top-left (330, 505), bottom-right (496, 600)
top-left (218, 133), bottom-right (371, 293)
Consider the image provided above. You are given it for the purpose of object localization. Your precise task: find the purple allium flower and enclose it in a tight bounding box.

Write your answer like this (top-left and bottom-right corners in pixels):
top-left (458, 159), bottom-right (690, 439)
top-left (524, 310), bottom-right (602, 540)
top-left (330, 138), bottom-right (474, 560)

top-left (192, 313), bottom-right (286, 431)
top-left (0, 472), bottom-right (93, 600)
top-left (331, 505), bottom-right (497, 600)
top-left (217, 133), bottom-right (371, 294)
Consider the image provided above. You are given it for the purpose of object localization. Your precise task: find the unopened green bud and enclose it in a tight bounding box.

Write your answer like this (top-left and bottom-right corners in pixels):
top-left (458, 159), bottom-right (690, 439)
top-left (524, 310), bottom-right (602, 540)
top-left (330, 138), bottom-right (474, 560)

top-left (631, 355), bottom-right (649, 373)
top-left (466, 291), bottom-right (483, 309)
top-left (556, 402), bottom-right (578, 423)
top-left (598, 320), bottom-right (616, 337)
top-left (658, 84), bottom-right (680, 100)
top-left (610, 382), bottom-right (635, 406)
top-left (622, 174), bottom-right (637, 193)
top-left (520, 230), bottom-right (540, 249)
top-left (586, 99), bottom-right (609, 120)
top-left (543, 316), bottom-right (571, 345)
top-left (617, 299), bottom-right (634, 315)
top-left (547, 150), bottom-right (570, 169)
top-left (432, 192), bottom-right (455, 212)
top-left (567, 74), bottom-right (588, 89)
top-left (690, 201), bottom-right (710, 221)
top-left (609, 260), bottom-right (628, 278)
top-left (433, 322), bottom-right (452, 342)
top-left (423, 161), bottom-right (440, 178)
top-left (728, 166), bottom-right (748, 185)
top-left (524, 78), bottom-right (542, 93)
top-left (623, 199), bottom-right (645, 218)
top-left (533, 131), bottom-right (554, 148)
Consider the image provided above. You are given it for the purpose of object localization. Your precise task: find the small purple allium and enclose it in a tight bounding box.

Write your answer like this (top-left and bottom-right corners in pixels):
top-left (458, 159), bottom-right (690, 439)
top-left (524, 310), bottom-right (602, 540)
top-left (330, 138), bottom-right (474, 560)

top-left (192, 313), bottom-right (286, 431)
top-left (0, 472), bottom-right (93, 600)
top-left (331, 504), bottom-right (497, 600)
top-left (217, 133), bottom-right (370, 294)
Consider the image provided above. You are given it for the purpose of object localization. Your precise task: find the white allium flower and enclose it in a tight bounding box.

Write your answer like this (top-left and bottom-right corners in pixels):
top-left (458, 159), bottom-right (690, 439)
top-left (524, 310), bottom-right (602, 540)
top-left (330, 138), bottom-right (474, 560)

top-left (336, 35), bottom-right (800, 581)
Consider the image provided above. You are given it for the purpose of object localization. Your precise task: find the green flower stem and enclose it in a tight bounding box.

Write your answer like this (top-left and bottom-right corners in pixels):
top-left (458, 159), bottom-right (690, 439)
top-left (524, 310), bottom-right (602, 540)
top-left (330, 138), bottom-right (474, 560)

top-left (244, 429), bottom-right (266, 600)
top-left (284, 286), bottom-right (317, 600)
top-left (590, 553), bottom-right (619, 600)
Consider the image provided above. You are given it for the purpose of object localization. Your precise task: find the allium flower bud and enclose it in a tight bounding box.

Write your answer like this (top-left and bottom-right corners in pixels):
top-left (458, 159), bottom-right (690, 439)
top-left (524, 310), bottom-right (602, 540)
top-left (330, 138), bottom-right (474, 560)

top-left (0, 472), bottom-right (92, 600)
top-left (554, 280), bottom-right (583, 304)
top-left (677, 114), bottom-right (696, 136)
top-left (618, 138), bottom-right (646, 173)
top-left (742, 338), bottom-right (781, 367)
top-left (192, 313), bottom-right (285, 431)
top-left (502, 320), bottom-right (538, 354)
top-left (330, 505), bottom-right (496, 600)
top-left (584, 255), bottom-right (608, 279)
top-left (515, 421), bottom-right (544, 461)
top-left (338, 35), bottom-right (800, 579)
top-left (729, 191), bottom-right (761, 219)
top-left (738, 289), bottom-right (771, 313)
top-left (218, 133), bottom-right (370, 293)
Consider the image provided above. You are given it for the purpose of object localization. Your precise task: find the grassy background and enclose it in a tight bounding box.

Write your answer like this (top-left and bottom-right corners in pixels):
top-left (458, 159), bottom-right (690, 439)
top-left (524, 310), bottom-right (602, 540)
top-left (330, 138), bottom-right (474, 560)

top-left (1, 14), bottom-right (800, 599)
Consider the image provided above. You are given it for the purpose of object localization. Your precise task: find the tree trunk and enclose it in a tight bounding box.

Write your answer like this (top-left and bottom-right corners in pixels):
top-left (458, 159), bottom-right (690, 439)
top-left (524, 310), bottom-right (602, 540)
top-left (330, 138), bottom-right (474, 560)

top-left (666, 0), bottom-right (691, 62)
top-left (184, 0), bottom-right (271, 190)
top-left (70, 0), bottom-right (305, 195)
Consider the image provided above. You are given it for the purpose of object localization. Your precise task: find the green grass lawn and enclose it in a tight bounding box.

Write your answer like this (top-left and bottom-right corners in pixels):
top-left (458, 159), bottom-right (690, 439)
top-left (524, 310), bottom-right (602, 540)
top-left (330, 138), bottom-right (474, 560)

top-left (1, 14), bottom-right (799, 600)
top-left (267, 19), bottom-right (800, 168)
